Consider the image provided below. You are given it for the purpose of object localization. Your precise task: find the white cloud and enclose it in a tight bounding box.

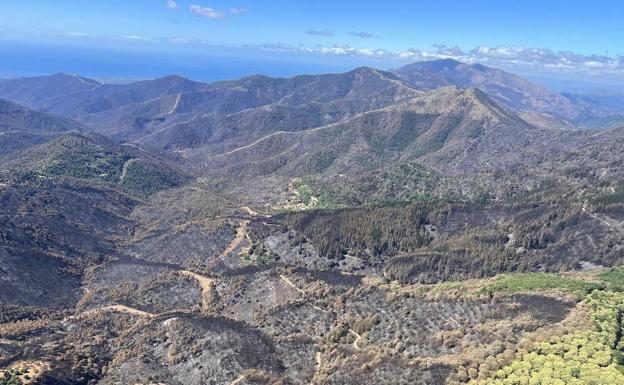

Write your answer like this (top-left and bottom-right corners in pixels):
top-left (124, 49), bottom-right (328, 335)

top-left (189, 5), bottom-right (226, 19)
top-left (348, 31), bottom-right (380, 39)
top-left (166, 0), bottom-right (178, 9)
top-left (166, 37), bottom-right (210, 45)
top-left (306, 30), bottom-right (334, 37)
top-left (189, 5), bottom-right (248, 19)
top-left (228, 7), bottom-right (248, 15)
top-left (120, 35), bottom-right (160, 43)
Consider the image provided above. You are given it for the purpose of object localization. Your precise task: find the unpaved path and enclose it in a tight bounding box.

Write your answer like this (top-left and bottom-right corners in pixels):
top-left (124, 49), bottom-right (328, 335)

top-left (209, 103), bottom-right (402, 159)
top-left (228, 373), bottom-right (247, 385)
top-left (119, 158), bottom-right (135, 182)
top-left (349, 329), bottom-right (362, 350)
top-left (279, 275), bottom-right (327, 313)
top-left (280, 274), bottom-right (306, 295)
top-left (582, 206), bottom-right (623, 235)
top-left (241, 206), bottom-right (262, 217)
top-left (218, 220), bottom-right (249, 259)
top-left (134, 116), bottom-right (199, 143)
top-left (82, 304), bottom-right (154, 318)
top-left (162, 317), bottom-right (179, 365)
top-left (179, 270), bottom-right (215, 311)
top-left (344, 254), bottom-right (366, 262)
top-left (167, 93), bottom-right (181, 115)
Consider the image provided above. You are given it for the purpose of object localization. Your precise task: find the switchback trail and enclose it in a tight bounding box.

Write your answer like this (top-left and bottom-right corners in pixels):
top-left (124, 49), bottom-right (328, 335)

top-left (133, 116), bottom-right (199, 143)
top-left (582, 206), bottom-right (623, 235)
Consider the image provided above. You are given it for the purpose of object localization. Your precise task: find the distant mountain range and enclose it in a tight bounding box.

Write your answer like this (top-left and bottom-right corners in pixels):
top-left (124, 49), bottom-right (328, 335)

top-left (1, 59), bottom-right (622, 178)
top-left (392, 59), bottom-right (579, 121)
top-left (0, 60), bottom-right (622, 145)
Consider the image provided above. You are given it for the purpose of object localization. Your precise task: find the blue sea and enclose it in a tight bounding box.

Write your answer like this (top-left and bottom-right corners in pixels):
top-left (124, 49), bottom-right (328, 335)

top-left (0, 41), bottom-right (377, 83)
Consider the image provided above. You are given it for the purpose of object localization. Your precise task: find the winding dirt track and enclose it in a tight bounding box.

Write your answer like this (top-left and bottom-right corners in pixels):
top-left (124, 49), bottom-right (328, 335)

top-left (279, 274), bottom-right (306, 295)
top-left (208, 102), bottom-right (404, 159)
top-left (179, 270), bottom-right (215, 311)
top-left (77, 221), bottom-right (242, 318)
top-left (241, 206), bottom-right (264, 217)
top-left (228, 373), bottom-right (248, 385)
top-left (279, 275), bottom-right (327, 313)
top-left (582, 206), bottom-right (623, 235)
top-left (212, 220), bottom-right (249, 261)
top-left (349, 330), bottom-right (363, 350)
top-left (82, 304), bottom-right (154, 318)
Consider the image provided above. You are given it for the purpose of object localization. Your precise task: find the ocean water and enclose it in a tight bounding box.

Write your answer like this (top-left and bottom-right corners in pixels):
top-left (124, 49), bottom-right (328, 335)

top-left (0, 41), bottom-right (368, 82)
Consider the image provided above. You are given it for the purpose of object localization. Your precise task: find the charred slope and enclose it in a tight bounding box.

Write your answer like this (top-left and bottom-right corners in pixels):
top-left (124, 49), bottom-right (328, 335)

top-left (0, 98), bottom-right (83, 157)
top-left (194, 86), bottom-right (576, 178)
top-left (393, 59), bottom-right (578, 120)
top-left (81, 67), bottom-right (420, 144)
top-left (0, 68), bottom-right (421, 145)
top-left (0, 173), bottom-right (138, 308)
top-left (2, 132), bottom-right (188, 196)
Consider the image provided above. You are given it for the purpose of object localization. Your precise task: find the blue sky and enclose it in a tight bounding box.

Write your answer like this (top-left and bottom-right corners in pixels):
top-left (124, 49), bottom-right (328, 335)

top-left (1, 0), bottom-right (623, 88)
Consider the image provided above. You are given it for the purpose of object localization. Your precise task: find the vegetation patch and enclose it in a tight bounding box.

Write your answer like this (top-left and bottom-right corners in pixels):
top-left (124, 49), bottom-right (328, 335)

top-left (599, 267), bottom-right (624, 292)
top-left (483, 273), bottom-right (604, 299)
top-left (474, 291), bottom-right (624, 385)
top-left (44, 150), bottom-right (125, 182)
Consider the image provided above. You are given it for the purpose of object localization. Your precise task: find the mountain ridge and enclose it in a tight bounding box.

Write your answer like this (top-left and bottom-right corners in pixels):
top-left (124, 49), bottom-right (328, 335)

top-left (392, 58), bottom-right (579, 121)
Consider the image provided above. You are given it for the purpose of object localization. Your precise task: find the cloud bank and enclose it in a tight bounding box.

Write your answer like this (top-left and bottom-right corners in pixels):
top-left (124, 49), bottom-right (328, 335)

top-left (43, 28), bottom-right (624, 79)
top-left (249, 42), bottom-right (624, 77)
top-left (188, 5), bottom-right (248, 20)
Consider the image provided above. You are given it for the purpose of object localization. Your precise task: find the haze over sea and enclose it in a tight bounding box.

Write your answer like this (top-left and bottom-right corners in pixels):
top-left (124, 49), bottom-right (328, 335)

top-left (0, 41), bottom-right (364, 82)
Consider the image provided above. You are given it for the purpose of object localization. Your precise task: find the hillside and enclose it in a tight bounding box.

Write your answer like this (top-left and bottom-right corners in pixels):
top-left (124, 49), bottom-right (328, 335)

top-left (192, 86), bottom-right (577, 179)
top-left (0, 64), bottom-right (623, 385)
top-left (0, 98), bottom-right (83, 157)
top-left (0, 73), bottom-right (101, 107)
top-left (0, 67), bottom-right (421, 145)
top-left (393, 59), bottom-right (579, 121)
top-left (0, 171), bottom-right (139, 308)
top-left (3, 132), bottom-right (188, 196)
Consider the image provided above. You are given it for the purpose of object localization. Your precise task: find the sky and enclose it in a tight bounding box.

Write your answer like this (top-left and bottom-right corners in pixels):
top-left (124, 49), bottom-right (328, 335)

top-left (1, 0), bottom-right (623, 90)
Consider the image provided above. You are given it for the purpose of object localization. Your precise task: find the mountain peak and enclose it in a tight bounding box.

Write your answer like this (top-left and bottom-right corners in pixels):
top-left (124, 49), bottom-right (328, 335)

top-left (152, 74), bottom-right (193, 83)
top-left (392, 59), bottom-right (578, 119)
top-left (48, 72), bottom-right (101, 85)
